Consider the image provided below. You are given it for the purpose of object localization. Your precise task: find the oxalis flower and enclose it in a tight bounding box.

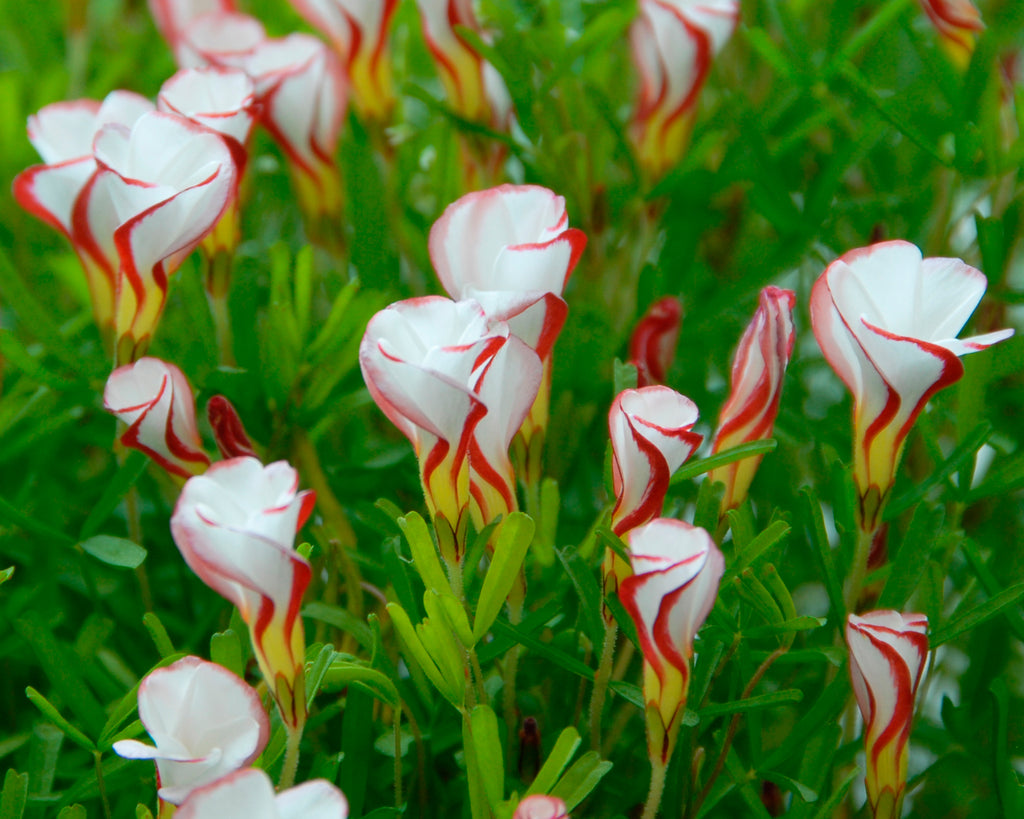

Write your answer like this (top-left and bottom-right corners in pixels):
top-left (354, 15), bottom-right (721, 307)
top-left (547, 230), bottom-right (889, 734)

top-left (810, 240), bottom-right (1013, 537)
top-left (112, 655), bottom-right (269, 806)
top-left (104, 357), bottom-right (211, 479)
top-left (171, 457), bottom-right (316, 731)
top-left (846, 611), bottom-right (929, 819)
top-left (513, 795), bottom-right (568, 819)
top-left (629, 0), bottom-right (739, 179)
top-left (148, 0), bottom-right (237, 59)
top-left (288, 0), bottom-right (400, 121)
top-left (360, 297), bottom-right (540, 560)
top-left (708, 286), bottom-right (796, 513)
top-left (619, 519), bottom-right (724, 766)
top-left (428, 185), bottom-right (587, 482)
top-left (919, 0), bottom-right (984, 70)
top-left (177, 768), bottom-right (349, 819)
top-left (628, 296), bottom-right (683, 388)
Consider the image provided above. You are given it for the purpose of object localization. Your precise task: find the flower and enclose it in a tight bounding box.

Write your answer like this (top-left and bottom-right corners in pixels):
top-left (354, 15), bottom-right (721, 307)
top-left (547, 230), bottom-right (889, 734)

top-left (177, 10), bottom-right (267, 69)
top-left (810, 240), bottom-right (1013, 535)
top-left (112, 656), bottom-right (269, 805)
top-left (707, 286), bottom-right (795, 512)
top-left (360, 297), bottom-right (526, 560)
top-left (628, 296), bottom-right (683, 387)
top-left (148, 0), bottom-right (237, 59)
top-left (288, 0), bottom-right (400, 120)
top-left (513, 795), bottom-right (569, 819)
top-left (104, 357), bottom-right (211, 478)
top-left (170, 457), bottom-right (316, 730)
top-left (629, 0), bottom-right (739, 178)
top-left (12, 91), bottom-right (154, 333)
top-left (619, 519), bottom-right (724, 764)
top-left (92, 111), bottom-right (237, 362)
top-left (429, 185), bottom-right (587, 478)
top-left (176, 768), bottom-right (349, 819)
top-left (919, 0), bottom-right (983, 69)
top-left (207, 395), bottom-right (258, 459)
top-left (846, 611), bottom-right (929, 819)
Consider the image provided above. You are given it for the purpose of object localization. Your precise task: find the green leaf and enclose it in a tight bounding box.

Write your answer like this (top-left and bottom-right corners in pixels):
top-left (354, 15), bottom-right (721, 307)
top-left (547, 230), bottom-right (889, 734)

top-left (548, 751), bottom-right (613, 811)
top-left (397, 512), bottom-right (451, 596)
top-left (699, 689), bottom-right (804, 720)
top-left (56, 807), bottom-right (87, 819)
top-left (799, 487), bottom-right (844, 622)
top-left (469, 705), bottom-right (504, 810)
top-left (761, 674), bottom-right (850, 771)
top-left (932, 582), bottom-right (1024, 646)
top-left (490, 619), bottom-right (595, 682)
top-left (724, 520), bottom-right (791, 581)
top-left (671, 440), bottom-right (778, 485)
top-left (878, 503), bottom-right (941, 609)
top-left (302, 602), bottom-right (374, 651)
top-left (473, 512), bottom-right (535, 642)
top-left (743, 617), bottom-right (825, 640)
top-left (78, 535), bottom-right (147, 569)
top-left (761, 770), bottom-right (817, 804)
top-left (142, 612), bottom-right (177, 659)
top-left (338, 685), bottom-right (372, 817)
top-left (306, 279), bottom-right (360, 362)
top-left (210, 629), bottom-right (245, 679)
top-left (612, 358), bottom-right (638, 394)
top-left (0, 566), bottom-right (13, 586)
top-left (960, 538), bottom-right (1024, 642)
top-left (809, 769), bottom-right (858, 819)
top-left (0, 770), bottom-right (28, 819)
top-left (321, 660), bottom-right (399, 708)
top-left (0, 493), bottom-right (75, 546)
top-left (304, 643), bottom-right (336, 704)
top-left (554, 547), bottom-right (604, 650)
top-left (78, 452), bottom-right (149, 539)
top-left (608, 681), bottom-right (645, 710)
top-left (386, 603), bottom-right (461, 705)
top-left (24, 688), bottom-right (94, 752)
top-left (526, 727), bottom-right (581, 798)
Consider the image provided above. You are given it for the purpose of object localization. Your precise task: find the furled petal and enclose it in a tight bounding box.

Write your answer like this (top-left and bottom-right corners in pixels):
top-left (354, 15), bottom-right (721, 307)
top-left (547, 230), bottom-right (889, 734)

top-left (609, 387), bottom-right (703, 536)
top-left (628, 296), bottom-right (683, 387)
top-left (810, 240), bottom-right (1013, 533)
top-left (846, 611), bottom-right (929, 819)
top-left (177, 10), bottom-right (267, 69)
top-left (513, 795), bottom-right (569, 819)
top-left (919, 0), bottom-right (983, 68)
top-left (176, 768), bottom-right (349, 819)
top-left (112, 656), bottom-right (269, 805)
top-left (207, 395), bottom-right (258, 458)
top-left (708, 286), bottom-right (795, 511)
top-left (148, 0), bottom-right (237, 55)
top-left (171, 457), bottom-right (315, 729)
top-left (159, 66), bottom-right (257, 150)
top-left (104, 357), bottom-right (211, 478)
top-left (629, 0), bottom-right (739, 177)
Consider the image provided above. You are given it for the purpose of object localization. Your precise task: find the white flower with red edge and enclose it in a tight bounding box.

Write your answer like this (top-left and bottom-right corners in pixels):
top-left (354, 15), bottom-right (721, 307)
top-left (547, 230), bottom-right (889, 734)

top-left (513, 795), bottom-right (569, 819)
top-left (12, 91), bottom-right (154, 332)
top-left (176, 768), bottom-right (348, 819)
top-left (628, 296), bottom-right (682, 388)
top-left (810, 240), bottom-right (1013, 534)
top-left (112, 655), bottom-right (269, 805)
top-left (171, 457), bottom-right (316, 730)
top-left (207, 395), bottom-right (258, 459)
top-left (708, 286), bottom-right (795, 512)
top-left (288, 0), bottom-right (400, 120)
top-left (104, 357), bottom-right (211, 478)
top-left (148, 0), bottom-right (237, 58)
top-left (619, 519), bottom-right (724, 765)
top-left (629, 0), bottom-right (739, 178)
top-left (846, 611), bottom-right (929, 819)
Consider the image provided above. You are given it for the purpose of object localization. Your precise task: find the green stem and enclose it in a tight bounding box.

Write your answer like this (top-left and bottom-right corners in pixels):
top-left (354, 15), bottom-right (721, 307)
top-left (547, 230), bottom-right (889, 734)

top-left (279, 722), bottom-right (303, 790)
top-left (844, 526), bottom-right (874, 614)
top-left (394, 711), bottom-right (403, 809)
top-left (589, 622), bottom-right (618, 752)
top-left (94, 752), bottom-right (112, 819)
top-left (641, 757), bottom-right (668, 819)
top-left (206, 288), bottom-right (235, 367)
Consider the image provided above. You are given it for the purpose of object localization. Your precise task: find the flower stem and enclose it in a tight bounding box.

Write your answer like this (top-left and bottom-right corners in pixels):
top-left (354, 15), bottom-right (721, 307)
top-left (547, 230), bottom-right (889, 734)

top-left (641, 756), bottom-right (668, 819)
top-left (589, 621), bottom-right (618, 752)
top-left (844, 526), bottom-right (874, 614)
top-left (279, 722), bottom-right (303, 790)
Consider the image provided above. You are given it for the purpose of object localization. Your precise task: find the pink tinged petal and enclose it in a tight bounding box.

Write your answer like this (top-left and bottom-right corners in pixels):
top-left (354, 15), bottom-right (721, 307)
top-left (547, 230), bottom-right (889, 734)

top-left (158, 66), bottom-right (258, 151)
top-left (207, 395), bottom-right (258, 458)
top-left (274, 780), bottom-right (350, 819)
top-left (178, 11), bottom-right (267, 69)
top-left (628, 296), bottom-right (683, 387)
top-left (113, 655), bottom-right (269, 805)
top-left (609, 387), bottom-right (703, 536)
top-left (513, 795), bottom-right (569, 819)
top-left (177, 769), bottom-right (349, 819)
top-left (148, 0), bottom-right (237, 50)
top-left (104, 357), bottom-right (211, 478)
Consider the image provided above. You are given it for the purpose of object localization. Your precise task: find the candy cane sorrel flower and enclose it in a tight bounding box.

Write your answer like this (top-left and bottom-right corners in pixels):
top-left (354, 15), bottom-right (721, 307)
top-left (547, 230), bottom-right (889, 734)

top-left (149, 0), bottom-right (237, 58)
top-left (707, 286), bottom-right (795, 512)
top-left (846, 611), bottom-right (929, 819)
top-left (513, 795), bottom-right (569, 819)
top-left (919, 0), bottom-right (983, 69)
top-left (112, 656), bottom-right (269, 805)
top-left (171, 457), bottom-right (316, 731)
top-left (288, 0), bottom-right (400, 120)
top-left (429, 185), bottom-right (587, 480)
top-left (629, 0), bottom-right (739, 179)
top-left (177, 768), bottom-right (349, 819)
top-left (12, 91), bottom-right (154, 335)
top-left (628, 296), bottom-right (682, 388)
top-left (620, 519), bottom-right (724, 765)
top-left (104, 357), bottom-right (211, 478)
top-left (810, 240), bottom-right (1013, 537)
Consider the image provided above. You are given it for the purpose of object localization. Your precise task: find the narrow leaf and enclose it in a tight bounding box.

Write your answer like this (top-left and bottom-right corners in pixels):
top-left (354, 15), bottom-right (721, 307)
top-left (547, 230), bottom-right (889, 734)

top-left (78, 535), bottom-right (147, 569)
top-left (24, 688), bottom-right (94, 752)
top-left (526, 728), bottom-right (581, 797)
top-left (469, 705), bottom-right (504, 810)
top-left (473, 513), bottom-right (535, 642)
top-left (932, 582), bottom-right (1024, 646)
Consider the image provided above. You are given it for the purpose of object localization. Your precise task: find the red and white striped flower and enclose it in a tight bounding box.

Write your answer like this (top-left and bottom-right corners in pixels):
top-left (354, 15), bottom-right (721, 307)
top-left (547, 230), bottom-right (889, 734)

top-left (177, 768), bottom-right (349, 819)
top-left (620, 519), bottom-right (724, 765)
top-left (104, 357), bottom-right (211, 478)
top-left (171, 457), bottom-right (316, 731)
top-left (207, 395), bottom-right (259, 459)
top-left (288, 0), bottom-right (400, 120)
top-left (112, 656), bottom-right (269, 805)
top-left (177, 10), bottom-right (267, 70)
top-left (92, 111), bottom-right (237, 362)
top-left (513, 795), bottom-right (569, 819)
top-left (12, 91), bottom-right (154, 333)
top-left (360, 297), bottom-right (526, 559)
top-left (919, 0), bottom-right (983, 69)
top-left (708, 286), bottom-right (795, 512)
top-left (429, 185), bottom-right (587, 471)
top-left (846, 611), bottom-right (929, 819)
top-left (414, 0), bottom-right (512, 128)
top-left (811, 240), bottom-right (1013, 535)
top-left (629, 0), bottom-right (739, 178)
top-left (628, 296), bottom-right (683, 387)
top-left (148, 0), bottom-right (236, 59)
